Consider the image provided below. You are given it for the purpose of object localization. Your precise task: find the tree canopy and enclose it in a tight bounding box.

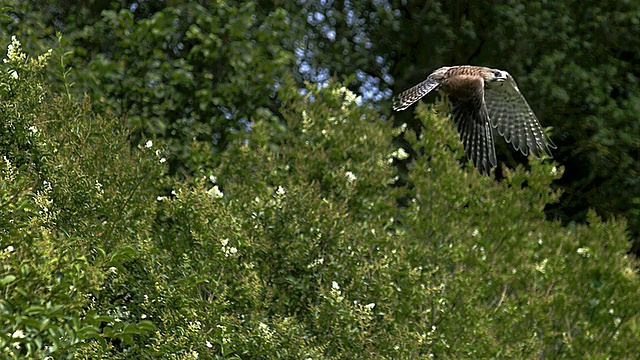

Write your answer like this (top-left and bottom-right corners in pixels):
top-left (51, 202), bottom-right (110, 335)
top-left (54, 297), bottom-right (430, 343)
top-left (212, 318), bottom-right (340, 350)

top-left (1, 1), bottom-right (640, 357)
top-left (2, 0), bottom-right (637, 244)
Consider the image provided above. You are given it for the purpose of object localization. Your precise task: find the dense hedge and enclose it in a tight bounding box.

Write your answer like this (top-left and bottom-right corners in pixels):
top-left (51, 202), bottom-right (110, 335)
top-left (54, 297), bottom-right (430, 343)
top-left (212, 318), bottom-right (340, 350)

top-left (1, 39), bottom-right (639, 359)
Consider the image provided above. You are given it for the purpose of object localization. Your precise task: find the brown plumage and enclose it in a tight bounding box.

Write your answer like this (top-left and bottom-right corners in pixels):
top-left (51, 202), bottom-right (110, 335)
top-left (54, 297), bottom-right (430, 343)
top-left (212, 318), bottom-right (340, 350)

top-left (393, 65), bottom-right (556, 174)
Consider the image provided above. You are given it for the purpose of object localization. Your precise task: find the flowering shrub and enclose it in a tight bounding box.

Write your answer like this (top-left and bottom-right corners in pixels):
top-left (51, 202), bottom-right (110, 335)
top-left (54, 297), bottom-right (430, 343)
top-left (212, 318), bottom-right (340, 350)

top-left (1, 38), bottom-right (638, 358)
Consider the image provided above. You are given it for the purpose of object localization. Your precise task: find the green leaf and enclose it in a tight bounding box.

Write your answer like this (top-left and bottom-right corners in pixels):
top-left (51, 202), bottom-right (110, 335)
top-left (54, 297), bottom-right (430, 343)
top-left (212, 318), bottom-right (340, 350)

top-left (108, 247), bottom-right (137, 263)
top-left (0, 275), bottom-right (16, 285)
top-left (136, 320), bottom-right (157, 332)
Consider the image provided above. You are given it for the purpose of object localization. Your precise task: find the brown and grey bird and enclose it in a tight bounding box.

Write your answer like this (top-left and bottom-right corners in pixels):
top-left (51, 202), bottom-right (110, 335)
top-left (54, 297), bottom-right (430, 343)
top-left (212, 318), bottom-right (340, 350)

top-left (393, 65), bottom-right (556, 174)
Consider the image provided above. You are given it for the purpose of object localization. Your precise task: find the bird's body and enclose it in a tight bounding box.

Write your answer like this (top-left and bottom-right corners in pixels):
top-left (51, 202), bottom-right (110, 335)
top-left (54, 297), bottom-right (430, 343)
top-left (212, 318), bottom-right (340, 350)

top-left (393, 65), bottom-right (556, 174)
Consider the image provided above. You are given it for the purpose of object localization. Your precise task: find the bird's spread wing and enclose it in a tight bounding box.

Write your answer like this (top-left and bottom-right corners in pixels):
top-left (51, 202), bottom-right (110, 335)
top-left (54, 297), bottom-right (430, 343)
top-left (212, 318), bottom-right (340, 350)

top-left (484, 74), bottom-right (556, 157)
top-left (450, 78), bottom-right (497, 174)
top-left (393, 75), bottom-right (441, 111)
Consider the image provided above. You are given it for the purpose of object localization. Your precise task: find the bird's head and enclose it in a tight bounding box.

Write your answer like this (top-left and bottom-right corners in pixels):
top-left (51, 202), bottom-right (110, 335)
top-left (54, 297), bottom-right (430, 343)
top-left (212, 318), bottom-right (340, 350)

top-left (486, 69), bottom-right (508, 83)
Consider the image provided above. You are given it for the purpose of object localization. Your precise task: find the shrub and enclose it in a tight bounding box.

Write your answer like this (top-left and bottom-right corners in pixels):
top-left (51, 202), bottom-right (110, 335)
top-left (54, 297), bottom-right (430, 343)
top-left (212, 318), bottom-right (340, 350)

top-left (0, 37), bottom-right (157, 359)
top-left (1, 36), bottom-right (638, 358)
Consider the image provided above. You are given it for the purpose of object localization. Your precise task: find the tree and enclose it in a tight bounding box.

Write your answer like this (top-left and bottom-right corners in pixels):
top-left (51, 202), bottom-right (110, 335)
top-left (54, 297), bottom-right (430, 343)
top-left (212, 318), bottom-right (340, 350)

top-left (3, 1), bottom-right (637, 243)
top-left (2, 34), bottom-right (640, 358)
top-left (272, 0), bottom-right (640, 247)
top-left (73, 2), bottom-right (293, 176)
top-left (2, 1), bottom-right (294, 177)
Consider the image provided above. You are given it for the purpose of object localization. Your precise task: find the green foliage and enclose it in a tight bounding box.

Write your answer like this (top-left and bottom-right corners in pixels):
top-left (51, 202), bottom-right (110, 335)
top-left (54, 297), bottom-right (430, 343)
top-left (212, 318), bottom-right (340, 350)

top-left (258, 0), bottom-right (640, 244)
top-left (398, 104), bottom-right (638, 357)
top-left (1, 36), bottom-right (639, 359)
top-left (0, 38), bottom-right (157, 359)
top-left (486, 1), bottom-right (640, 243)
top-left (0, 36), bottom-right (51, 175)
top-left (2, 0), bottom-right (637, 244)
top-left (147, 80), bottom-right (639, 358)
top-left (70, 1), bottom-right (293, 177)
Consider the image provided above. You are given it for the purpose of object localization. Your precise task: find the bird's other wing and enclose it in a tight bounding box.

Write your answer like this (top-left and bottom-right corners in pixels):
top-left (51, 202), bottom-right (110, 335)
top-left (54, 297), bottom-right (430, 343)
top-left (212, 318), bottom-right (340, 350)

top-left (450, 78), bottom-right (497, 174)
top-left (484, 73), bottom-right (556, 157)
top-left (393, 74), bottom-right (442, 111)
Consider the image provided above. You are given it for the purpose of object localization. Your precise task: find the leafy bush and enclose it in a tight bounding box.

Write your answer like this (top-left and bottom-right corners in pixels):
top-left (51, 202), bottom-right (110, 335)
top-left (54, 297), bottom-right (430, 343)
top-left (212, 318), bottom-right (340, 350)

top-left (0, 38), bottom-right (157, 359)
top-left (396, 103), bottom-right (639, 357)
top-left (73, 2), bottom-right (293, 177)
top-left (1, 37), bottom-right (638, 358)
top-left (148, 81), bottom-right (640, 358)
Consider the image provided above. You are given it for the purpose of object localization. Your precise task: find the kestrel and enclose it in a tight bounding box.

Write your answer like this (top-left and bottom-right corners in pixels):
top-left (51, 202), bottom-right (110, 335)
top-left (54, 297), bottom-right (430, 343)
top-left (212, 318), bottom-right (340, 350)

top-left (393, 65), bottom-right (556, 174)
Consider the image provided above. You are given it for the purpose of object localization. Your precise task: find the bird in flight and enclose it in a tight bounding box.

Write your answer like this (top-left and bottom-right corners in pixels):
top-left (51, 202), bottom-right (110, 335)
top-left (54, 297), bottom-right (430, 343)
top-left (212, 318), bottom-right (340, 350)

top-left (393, 65), bottom-right (556, 174)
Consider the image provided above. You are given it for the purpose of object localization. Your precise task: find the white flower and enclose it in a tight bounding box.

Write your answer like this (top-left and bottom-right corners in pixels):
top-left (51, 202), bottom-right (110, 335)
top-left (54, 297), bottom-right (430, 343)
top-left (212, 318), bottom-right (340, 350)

top-left (577, 247), bottom-right (590, 257)
top-left (332, 86), bottom-right (362, 108)
top-left (472, 228), bottom-right (480, 237)
top-left (141, 314), bottom-right (147, 319)
top-left (108, 266), bottom-right (118, 274)
top-left (28, 125), bottom-right (38, 133)
top-left (157, 196), bottom-right (167, 201)
top-left (144, 140), bottom-right (153, 148)
top-left (392, 147), bottom-right (409, 160)
top-left (221, 239), bottom-right (237, 257)
top-left (551, 166), bottom-right (558, 176)
top-left (393, 123), bottom-right (408, 135)
top-left (12, 329), bottom-right (25, 338)
top-left (276, 186), bottom-right (285, 196)
top-left (4, 245), bottom-right (15, 253)
top-left (332, 281), bottom-right (340, 291)
top-left (10, 70), bottom-right (18, 79)
top-left (345, 171), bottom-right (357, 183)
top-left (159, 157), bottom-right (166, 163)
top-left (535, 259), bottom-right (548, 274)
top-left (209, 175), bottom-right (217, 183)
top-left (208, 185), bottom-right (224, 199)
top-left (364, 303), bottom-right (376, 310)
top-left (206, 340), bottom-right (213, 348)
top-left (5, 37), bottom-right (24, 63)
top-left (344, 88), bottom-right (360, 104)
top-left (307, 257), bottom-right (324, 269)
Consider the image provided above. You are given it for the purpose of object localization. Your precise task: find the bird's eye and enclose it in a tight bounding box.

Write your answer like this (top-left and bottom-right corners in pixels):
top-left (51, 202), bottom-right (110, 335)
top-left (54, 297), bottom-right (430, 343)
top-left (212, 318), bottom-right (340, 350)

top-left (493, 71), bottom-right (502, 77)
